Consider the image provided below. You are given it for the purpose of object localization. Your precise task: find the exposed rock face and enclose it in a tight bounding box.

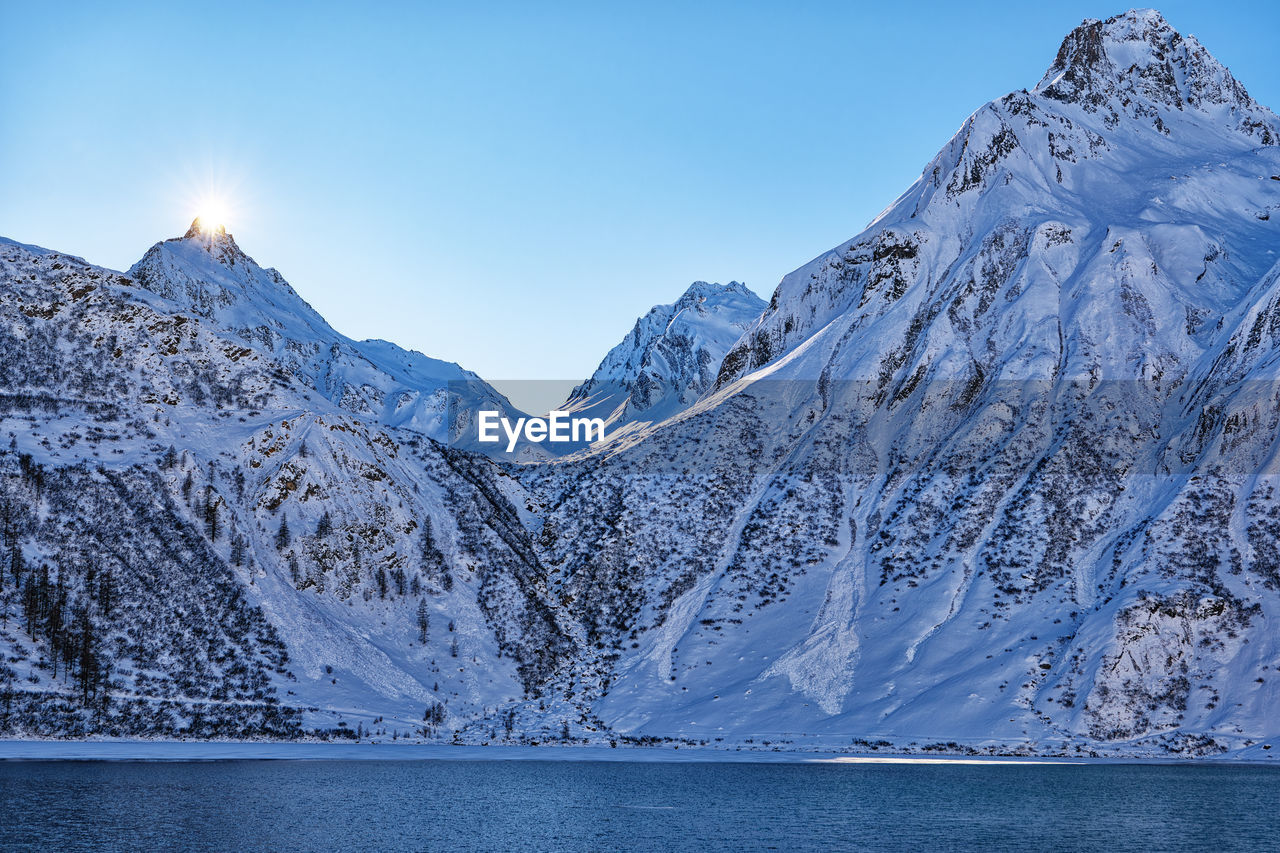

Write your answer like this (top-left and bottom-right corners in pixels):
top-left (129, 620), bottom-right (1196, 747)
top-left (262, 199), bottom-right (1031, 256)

top-left (1036, 9), bottom-right (1272, 142)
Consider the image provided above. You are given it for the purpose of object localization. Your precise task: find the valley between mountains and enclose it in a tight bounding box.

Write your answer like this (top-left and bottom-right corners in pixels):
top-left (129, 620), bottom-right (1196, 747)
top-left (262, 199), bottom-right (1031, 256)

top-left (2, 9), bottom-right (1279, 758)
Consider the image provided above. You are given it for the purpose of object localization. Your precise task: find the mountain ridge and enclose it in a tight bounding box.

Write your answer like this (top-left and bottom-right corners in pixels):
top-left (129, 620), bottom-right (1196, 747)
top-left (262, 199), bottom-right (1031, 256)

top-left (127, 219), bottom-right (523, 441)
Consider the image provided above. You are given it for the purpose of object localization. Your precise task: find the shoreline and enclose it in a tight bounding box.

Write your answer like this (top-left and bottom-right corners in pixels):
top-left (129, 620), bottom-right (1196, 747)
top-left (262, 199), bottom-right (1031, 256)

top-left (1, 740), bottom-right (1277, 766)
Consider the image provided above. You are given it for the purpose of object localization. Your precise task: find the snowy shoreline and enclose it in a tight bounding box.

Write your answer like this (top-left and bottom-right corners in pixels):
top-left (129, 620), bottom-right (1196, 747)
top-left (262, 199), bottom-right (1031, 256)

top-left (1, 740), bottom-right (1276, 765)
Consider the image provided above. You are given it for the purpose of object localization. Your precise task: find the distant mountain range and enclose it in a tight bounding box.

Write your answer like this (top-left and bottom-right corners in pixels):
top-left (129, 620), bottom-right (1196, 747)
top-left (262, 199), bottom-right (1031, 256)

top-left (1, 9), bottom-right (1277, 758)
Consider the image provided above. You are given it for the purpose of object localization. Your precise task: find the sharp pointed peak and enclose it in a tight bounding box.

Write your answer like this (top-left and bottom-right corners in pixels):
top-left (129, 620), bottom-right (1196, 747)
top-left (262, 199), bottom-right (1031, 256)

top-left (163, 217), bottom-right (259, 269)
top-left (1034, 8), bottom-right (1263, 117)
top-left (130, 218), bottom-right (275, 290)
top-left (183, 217), bottom-right (230, 242)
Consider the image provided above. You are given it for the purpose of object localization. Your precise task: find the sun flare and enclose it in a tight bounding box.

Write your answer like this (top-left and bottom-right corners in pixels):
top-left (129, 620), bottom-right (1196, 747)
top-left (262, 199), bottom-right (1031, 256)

top-left (192, 197), bottom-right (230, 233)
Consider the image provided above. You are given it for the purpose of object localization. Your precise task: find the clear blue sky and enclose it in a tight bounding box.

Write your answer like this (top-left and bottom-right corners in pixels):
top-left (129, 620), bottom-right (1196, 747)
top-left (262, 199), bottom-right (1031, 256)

top-left (3, 1), bottom-right (1277, 388)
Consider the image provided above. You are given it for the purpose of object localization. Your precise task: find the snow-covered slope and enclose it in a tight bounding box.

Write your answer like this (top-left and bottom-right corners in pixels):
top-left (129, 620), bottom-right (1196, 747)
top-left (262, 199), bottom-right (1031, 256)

top-left (559, 281), bottom-right (764, 434)
top-left (129, 220), bottom-right (521, 442)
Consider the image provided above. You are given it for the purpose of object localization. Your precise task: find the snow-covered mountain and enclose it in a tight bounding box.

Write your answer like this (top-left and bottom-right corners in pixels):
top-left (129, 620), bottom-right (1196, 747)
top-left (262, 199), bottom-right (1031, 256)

top-left (129, 220), bottom-right (521, 441)
top-left (559, 281), bottom-right (764, 434)
top-left (0, 233), bottom-right (565, 741)
top-left (507, 8), bottom-right (1280, 757)
top-left (2, 9), bottom-right (1279, 758)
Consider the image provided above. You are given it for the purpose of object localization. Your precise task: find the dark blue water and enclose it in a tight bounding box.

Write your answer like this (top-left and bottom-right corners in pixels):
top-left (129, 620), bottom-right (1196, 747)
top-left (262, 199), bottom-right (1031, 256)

top-left (1, 760), bottom-right (1276, 851)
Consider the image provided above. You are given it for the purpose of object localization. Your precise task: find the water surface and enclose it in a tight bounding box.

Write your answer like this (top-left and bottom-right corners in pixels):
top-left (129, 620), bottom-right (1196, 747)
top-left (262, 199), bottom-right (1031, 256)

top-left (1, 759), bottom-right (1276, 851)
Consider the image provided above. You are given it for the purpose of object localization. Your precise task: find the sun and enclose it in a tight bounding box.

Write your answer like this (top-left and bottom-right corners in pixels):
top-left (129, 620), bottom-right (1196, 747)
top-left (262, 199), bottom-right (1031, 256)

top-left (176, 165), bottom-right (247, 237)
top-left (192, 198), bottom-right (230, 234)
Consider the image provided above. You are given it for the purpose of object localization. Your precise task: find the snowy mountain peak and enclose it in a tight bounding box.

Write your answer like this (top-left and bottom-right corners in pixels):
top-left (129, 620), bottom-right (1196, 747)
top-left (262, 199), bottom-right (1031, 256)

top-left (173, 217), bottom-right (260, 270)
top-left (676, 279), bottom-right (750, 302)
top-left (562, 281), bottom-right (764, 430)
top-left (129, 222), bottom-right (321, 330)
top-left (715, 9), bottom-right (1279, 388)
top-left (127, 222), bottom-right (518, 440)
top-left (1036, 9), bottom-right (1275, 140)
top-left (668, 280), bottom-right (756, 319)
